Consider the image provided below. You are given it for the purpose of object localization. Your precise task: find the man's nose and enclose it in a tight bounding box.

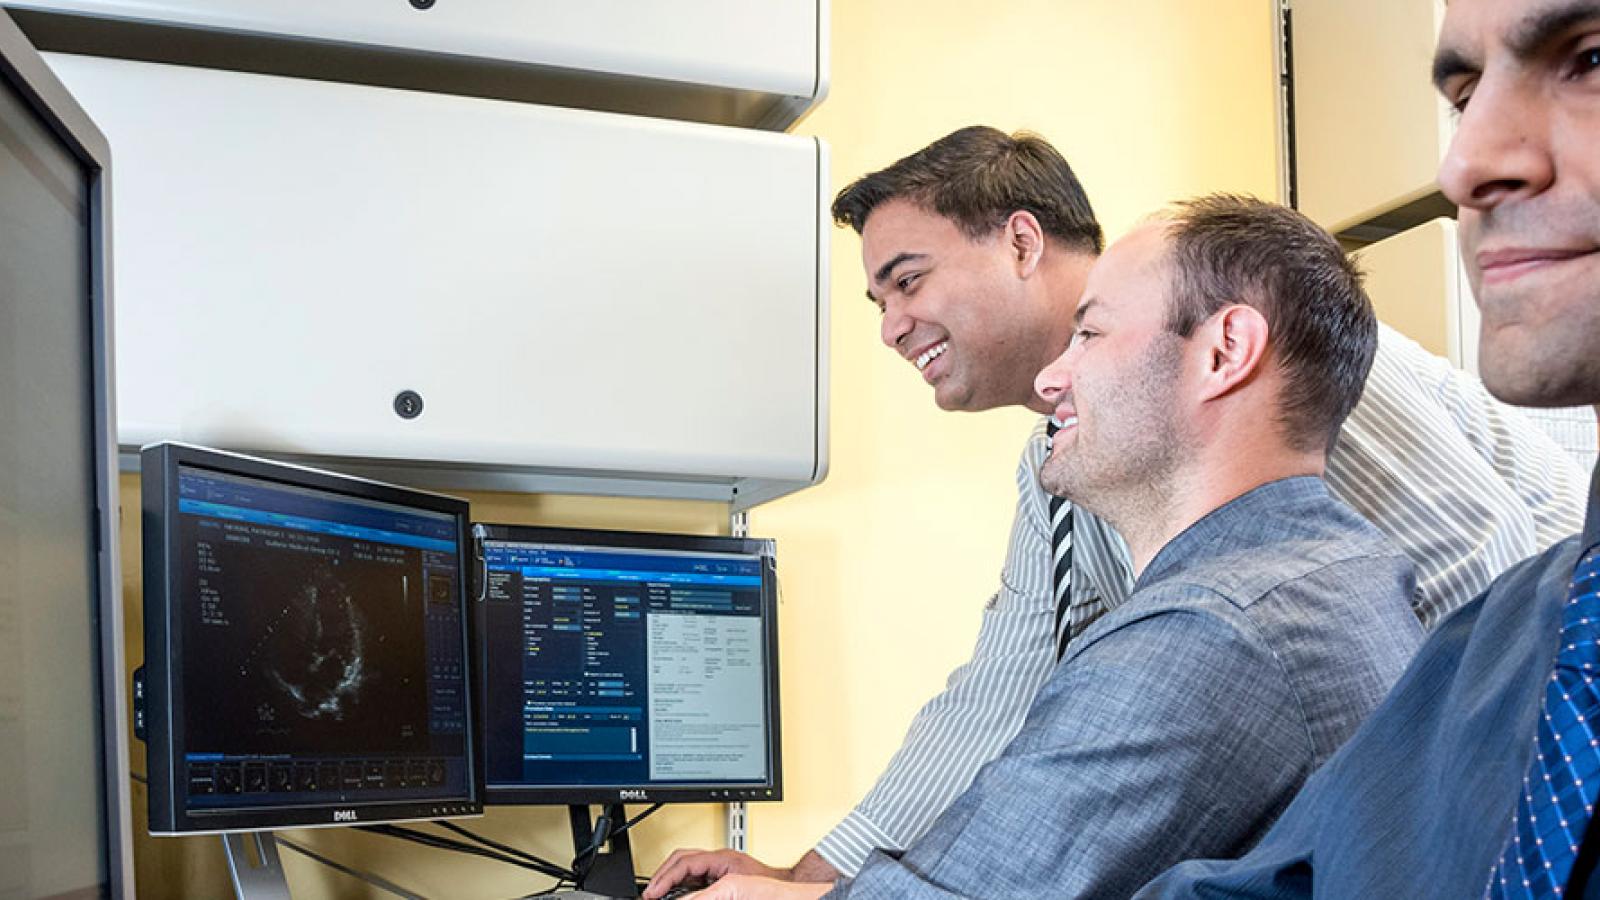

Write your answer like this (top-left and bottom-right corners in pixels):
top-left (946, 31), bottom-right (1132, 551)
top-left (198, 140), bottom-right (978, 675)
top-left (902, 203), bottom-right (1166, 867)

top-left (1034, 348), bottom-right (1074, 408)
top-left (1437, 75), bottom-right (1553, 213)
top-left (880, 295), bottom-right (913, 351)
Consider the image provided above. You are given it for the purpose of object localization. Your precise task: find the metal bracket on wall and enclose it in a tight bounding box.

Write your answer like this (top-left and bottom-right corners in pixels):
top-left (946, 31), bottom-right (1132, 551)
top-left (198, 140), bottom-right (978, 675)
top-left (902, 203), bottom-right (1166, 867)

top-left (727, 509), bottom-right (751, 851)
top-left (727, 799), bottom-right (749, 853)
top-left (1277, 0), bottom-right (1298, 209)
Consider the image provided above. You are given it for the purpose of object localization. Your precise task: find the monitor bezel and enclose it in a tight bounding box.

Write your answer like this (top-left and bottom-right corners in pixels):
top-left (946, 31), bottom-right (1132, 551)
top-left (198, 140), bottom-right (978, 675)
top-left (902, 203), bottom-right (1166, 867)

top-left (474, 522), bottom-right (784, 806)
top-left (0, 9), bottom-right (133, 894)
top-left (141, 441), bottom-right (485, 834)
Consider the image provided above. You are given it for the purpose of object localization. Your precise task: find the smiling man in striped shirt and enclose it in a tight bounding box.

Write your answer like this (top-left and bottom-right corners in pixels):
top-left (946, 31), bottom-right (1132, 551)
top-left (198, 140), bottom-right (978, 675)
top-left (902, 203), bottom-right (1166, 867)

top-left (642, 127), bottom-right (1587, 900)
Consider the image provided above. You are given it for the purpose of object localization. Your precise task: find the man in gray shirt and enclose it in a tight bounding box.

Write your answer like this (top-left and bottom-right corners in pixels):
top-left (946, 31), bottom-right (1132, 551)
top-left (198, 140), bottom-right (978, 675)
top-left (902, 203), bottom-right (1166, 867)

top-left (655, 197), bottom-right (1425, 899)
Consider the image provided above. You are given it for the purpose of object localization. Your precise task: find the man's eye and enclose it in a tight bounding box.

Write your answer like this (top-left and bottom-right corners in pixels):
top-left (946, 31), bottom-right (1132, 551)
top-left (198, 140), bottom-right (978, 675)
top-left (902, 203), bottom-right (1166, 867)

top-left (1571, 44), bottom-right (1600, 78)
top-left (897, 273), bottom-right (920, 292)
top-left (1443, 76), bottom-right (1476, 115)
top-left (1070, 329), bottom-right (1096, 348)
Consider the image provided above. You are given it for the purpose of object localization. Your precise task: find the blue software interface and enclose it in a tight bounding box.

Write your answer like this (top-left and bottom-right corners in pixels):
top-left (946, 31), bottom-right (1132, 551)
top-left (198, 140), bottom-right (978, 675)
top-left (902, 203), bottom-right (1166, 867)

top-left (481, 540), bottom-right (771, 789)
top-left (174, 466), bottom-right (470, 811)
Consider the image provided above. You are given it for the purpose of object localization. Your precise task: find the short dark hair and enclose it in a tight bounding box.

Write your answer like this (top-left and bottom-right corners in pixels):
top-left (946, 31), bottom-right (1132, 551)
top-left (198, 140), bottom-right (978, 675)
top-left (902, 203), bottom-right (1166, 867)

top-left (831, 125), bottom-right (1104, 254)
top-left (1161, 194), bottom-right (1376, 453)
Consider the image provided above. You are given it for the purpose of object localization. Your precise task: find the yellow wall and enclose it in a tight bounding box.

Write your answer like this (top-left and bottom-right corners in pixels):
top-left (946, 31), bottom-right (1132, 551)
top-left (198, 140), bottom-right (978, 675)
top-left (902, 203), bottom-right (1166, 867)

top-left (124, 2), bottom-right (1281, 895)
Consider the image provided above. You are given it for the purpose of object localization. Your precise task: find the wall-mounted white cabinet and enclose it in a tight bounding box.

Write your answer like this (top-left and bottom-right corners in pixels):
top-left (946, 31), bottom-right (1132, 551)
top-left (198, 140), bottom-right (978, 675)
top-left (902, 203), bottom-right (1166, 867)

top-left (13, 0), bottom-right (828, 129)
top-left (45, 52), bottom-right (830, 509)
top-left (1292, 0), bottom-right (1453, 234)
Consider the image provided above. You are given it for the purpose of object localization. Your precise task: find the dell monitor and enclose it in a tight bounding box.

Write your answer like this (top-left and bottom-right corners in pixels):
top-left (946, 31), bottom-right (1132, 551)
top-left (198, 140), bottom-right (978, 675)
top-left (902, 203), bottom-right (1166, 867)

top-left (139, 442), bottom-right (483, 837)
top-left (475, 524), bottom-right (782, 895)
top-left (0, 9), bottom-right (133, 897)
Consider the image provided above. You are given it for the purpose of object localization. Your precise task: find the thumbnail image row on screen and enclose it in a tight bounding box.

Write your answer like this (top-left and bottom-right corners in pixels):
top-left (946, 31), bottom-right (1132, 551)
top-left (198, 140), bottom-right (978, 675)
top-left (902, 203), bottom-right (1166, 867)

top-left (188, 757), bottom-right (450, 797)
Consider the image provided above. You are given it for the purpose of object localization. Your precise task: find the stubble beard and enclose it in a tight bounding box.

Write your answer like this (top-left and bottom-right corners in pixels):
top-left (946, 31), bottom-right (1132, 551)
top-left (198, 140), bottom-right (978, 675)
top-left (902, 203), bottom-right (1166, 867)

top-left (1039, 336), bottom-right (1188, 534)
top-left (1467, 202), bottom-right (1600, 408)
top-left (1477, 316), bottom-right (1600, 409)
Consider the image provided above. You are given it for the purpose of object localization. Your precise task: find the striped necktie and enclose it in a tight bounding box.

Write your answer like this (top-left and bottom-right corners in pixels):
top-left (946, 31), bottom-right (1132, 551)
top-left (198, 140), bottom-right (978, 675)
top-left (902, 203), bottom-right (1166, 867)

top-left (1486, 543), bottom-right (1600, 899)
top-left (1046, 420), bottom-right (1073, 660)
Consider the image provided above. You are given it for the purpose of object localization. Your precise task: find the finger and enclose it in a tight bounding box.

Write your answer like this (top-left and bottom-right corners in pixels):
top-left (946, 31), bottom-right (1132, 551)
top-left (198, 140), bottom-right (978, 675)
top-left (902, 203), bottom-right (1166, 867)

top-left (645, 849), bottom-right (708, 898)
top-left (657, 848), bottom-right (708, 875)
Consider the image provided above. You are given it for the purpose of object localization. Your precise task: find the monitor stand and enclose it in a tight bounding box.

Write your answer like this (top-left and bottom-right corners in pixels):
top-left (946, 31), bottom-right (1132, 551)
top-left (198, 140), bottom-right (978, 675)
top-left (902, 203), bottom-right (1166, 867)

top-left (570, 804), bottom-right (639, 898)
top-left (223, 832), bottom-right (292, 900)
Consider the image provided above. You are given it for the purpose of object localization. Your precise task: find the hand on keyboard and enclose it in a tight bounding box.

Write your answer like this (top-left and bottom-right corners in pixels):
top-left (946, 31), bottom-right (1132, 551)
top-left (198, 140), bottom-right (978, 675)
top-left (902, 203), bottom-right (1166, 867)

top-left (651, 876), bottom-right (832, 900)
top-left (643, 848), bottom-right (780, 898)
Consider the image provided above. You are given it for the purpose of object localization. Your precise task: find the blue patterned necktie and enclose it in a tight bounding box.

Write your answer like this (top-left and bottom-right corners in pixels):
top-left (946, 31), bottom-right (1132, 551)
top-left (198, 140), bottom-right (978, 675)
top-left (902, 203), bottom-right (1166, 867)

top-left (1045, 420), bottom-right (1073, 660)
top-left (1487, 543), bottom-right (1600, 899)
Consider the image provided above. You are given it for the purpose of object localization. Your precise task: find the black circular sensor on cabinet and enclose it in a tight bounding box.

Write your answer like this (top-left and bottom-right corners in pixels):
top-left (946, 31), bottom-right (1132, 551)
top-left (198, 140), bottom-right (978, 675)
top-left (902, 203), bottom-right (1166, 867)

top-left (394, 390), bottom-right (424, 419)
top-left (409, 0), bottom-right (435, 9)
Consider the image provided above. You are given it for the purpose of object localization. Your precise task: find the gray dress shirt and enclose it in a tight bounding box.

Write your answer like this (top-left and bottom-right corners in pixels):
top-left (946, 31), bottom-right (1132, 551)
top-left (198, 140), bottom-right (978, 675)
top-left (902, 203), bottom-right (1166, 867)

top-left (823, 477), bottom-right (1425, 900)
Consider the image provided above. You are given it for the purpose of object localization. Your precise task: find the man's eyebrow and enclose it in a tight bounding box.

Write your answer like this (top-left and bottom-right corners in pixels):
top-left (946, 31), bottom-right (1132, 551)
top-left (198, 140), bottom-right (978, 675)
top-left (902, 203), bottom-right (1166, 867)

top-left (872, 252), bottom-right (926, 287)
top-left (1431, 2), bottom-right (1600, 92)
top-left (1508, 1), bottom-right (1600, 59)
top-left (1074, 298), bottom-right (1099, 327)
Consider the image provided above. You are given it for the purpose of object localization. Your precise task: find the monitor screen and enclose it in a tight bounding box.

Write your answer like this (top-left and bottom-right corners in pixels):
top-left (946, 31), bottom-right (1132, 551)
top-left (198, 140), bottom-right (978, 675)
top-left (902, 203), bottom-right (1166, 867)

top-left (477, 525), bottom-right (782, 805)
top-left (141, 443), bottom-right (482, 834)
top-left (0, 9), bottom-right (131, 895)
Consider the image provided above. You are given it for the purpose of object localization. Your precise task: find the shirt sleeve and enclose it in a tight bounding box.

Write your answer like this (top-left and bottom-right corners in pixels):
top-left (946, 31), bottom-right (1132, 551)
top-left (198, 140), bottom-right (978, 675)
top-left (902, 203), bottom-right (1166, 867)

top-left (1326, 325), bottom-right (1588, 629)
top-left (813, 428), bottom-right (1062, 875)
top-left (1419, 337), bottom-right (1588, 548)
top-left (823, 596), bottom-right (1317, 900)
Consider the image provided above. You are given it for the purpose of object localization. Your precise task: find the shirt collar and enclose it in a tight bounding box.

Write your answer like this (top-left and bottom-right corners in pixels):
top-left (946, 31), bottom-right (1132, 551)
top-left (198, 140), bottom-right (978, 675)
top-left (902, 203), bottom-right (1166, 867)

top-left (1136, 476), bottom-right (1329, 591)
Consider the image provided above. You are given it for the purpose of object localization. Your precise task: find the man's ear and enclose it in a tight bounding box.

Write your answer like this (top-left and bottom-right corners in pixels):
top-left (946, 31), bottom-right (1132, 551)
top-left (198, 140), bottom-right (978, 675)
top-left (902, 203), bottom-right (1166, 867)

top-left (1195, 304), bottom-right (1269, 401)
top-left (1005, 210), bottom-right (1046, 278)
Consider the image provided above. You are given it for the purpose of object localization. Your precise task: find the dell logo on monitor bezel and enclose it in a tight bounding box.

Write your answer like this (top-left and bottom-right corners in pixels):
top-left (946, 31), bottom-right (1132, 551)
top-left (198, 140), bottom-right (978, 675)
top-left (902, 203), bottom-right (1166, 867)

top-left (332, 809), bottom-right (358, 823)
top-left (618, 789), bottom-right (649, 801)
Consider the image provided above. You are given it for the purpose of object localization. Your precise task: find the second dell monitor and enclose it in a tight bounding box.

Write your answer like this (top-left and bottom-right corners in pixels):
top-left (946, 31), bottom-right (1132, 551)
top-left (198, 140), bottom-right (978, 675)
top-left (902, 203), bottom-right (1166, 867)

top-left (477, 525), bottom-right (782, 804)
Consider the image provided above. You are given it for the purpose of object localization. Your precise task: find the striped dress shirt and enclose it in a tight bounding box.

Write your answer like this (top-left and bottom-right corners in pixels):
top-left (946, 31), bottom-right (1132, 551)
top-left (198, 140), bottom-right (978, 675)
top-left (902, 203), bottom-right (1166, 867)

top-left (813, 324), bottom-right (1589, 876)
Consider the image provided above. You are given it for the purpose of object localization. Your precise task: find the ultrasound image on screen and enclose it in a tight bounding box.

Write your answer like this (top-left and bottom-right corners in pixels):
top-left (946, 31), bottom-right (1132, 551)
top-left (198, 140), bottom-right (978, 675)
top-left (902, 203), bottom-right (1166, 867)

top-left (183, 525), bottom-right (427, 754)
top-left (262, 561), bottom-right (369, 723)
top-left (175, 469), bottom-right (463, 764)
